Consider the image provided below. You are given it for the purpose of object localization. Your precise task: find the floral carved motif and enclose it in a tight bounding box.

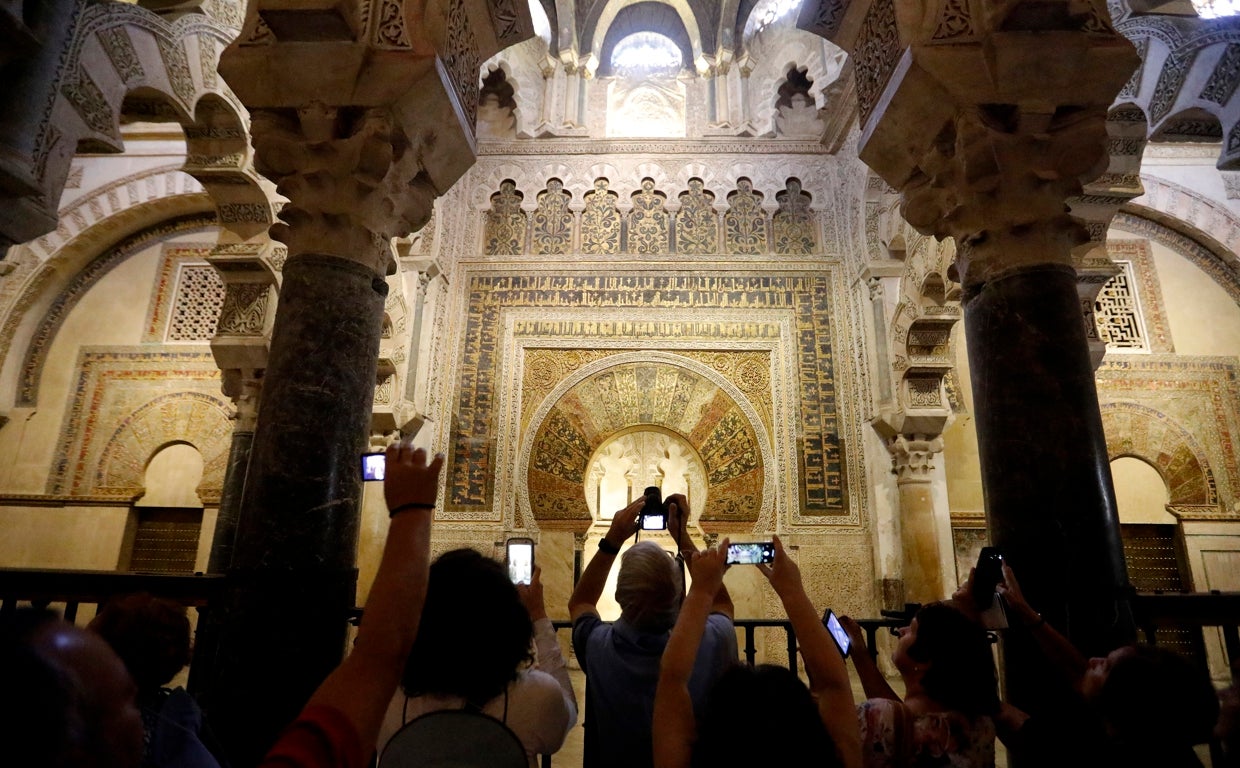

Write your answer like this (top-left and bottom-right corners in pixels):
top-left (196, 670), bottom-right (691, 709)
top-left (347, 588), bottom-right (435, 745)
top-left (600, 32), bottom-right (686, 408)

top-left (675, 178), bottom-right (717, 255)
top-left (581, 179), bottom-right (621, 255)
top-left (530, 179), bottom-right (573, 255)
top-left (627, 178), bottom-right (669, 255)
top-left (773, 178), bottom-right (816, 255)
top-left (485, 180), bottom-right (527, 255)
top-left (724, 178), bottom-right (768, 255)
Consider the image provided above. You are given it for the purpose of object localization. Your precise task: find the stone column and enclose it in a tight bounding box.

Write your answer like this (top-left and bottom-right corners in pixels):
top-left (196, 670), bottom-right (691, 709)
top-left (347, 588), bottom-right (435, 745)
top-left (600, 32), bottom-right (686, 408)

top-left (208, 3), bottom-right (534, 763)
top-left (887, 434), bottom-right (946, 604)
top-left (801, 0), bottom-right (1140, 721)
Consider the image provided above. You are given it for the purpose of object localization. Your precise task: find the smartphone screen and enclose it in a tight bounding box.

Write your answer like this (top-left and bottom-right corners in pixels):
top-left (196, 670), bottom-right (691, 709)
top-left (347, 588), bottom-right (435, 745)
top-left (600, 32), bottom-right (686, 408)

top-left (823, 609), bottom-right (851, 657)
top-left (506, 538), bottom-right (534, 585)
top-left (361, 452), bottom-right (386, 481)
top-left (725, 542), bottom-right (775, 565)
top-left (641, 486), bottom-right (665, 530)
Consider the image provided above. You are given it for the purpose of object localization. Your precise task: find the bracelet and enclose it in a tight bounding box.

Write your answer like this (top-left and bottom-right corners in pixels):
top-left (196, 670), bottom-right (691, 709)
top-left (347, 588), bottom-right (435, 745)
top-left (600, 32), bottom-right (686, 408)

top-left (598, 538), bottom-right (621, 555)
top-left (389, 502), bottom-right (436, 517)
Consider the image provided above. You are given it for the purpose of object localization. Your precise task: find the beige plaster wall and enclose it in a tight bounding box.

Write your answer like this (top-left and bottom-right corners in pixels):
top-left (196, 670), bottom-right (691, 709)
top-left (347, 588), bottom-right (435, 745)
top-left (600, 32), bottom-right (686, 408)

top-left (0, 236), bottom-right (167, 492)
top-left (0, 506), bottom-right (131, 568)
top-left (1111, 456), bottom-right (1175, 525)
top-left (1135, 230), bottom-right (1240, 357)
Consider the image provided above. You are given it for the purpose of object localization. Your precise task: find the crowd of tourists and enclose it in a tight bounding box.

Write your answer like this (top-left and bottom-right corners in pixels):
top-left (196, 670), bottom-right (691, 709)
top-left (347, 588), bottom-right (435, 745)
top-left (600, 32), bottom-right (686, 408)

top-left (1, 439), bottom-right (1231, 768)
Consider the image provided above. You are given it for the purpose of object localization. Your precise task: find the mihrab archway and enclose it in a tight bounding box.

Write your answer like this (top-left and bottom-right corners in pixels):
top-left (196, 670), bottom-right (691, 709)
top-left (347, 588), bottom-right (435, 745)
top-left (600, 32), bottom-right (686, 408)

top-left (520, 352), bottom-right (772, 532)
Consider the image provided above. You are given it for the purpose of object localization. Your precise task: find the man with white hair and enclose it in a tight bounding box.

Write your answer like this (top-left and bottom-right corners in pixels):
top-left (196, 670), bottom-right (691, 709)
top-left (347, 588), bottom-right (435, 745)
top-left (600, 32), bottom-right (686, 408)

top-left (569, 493), bottom-right (737, 768)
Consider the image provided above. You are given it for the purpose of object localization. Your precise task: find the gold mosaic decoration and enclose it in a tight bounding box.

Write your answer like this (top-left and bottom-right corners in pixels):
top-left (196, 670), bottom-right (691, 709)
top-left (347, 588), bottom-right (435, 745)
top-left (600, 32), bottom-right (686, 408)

top-left (525, 359), bottom-right (764, 524)
top-left (724, 178), bottom-right (768, 254)
top-left (580, 178), bottom-right (621, 255)
top-left (530, 178), bottom-right (573, 255)
top-left (448, 274), bottom-right (845, 521)
top-left (627, 178), bottom-right (670, 254)
top-left (484, 179), bottom-right (526, 255)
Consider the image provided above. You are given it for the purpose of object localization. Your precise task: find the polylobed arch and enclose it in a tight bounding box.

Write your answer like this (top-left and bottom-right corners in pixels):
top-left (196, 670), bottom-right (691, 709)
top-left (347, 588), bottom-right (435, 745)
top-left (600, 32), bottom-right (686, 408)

top-left (519, 351), bottom-right (774, 531)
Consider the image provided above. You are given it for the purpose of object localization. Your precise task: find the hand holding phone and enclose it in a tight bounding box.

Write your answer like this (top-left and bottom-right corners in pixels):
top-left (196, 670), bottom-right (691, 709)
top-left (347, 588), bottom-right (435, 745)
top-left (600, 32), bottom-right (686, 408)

top-left (971, 547), bottom-right (1004, 609)
top-left (506, 538), bottom-right (535, 585)
top-left (361, 451), bottom-right (386, 481)
top-left (822, 609), bottom-right (851, 657)
top-left (725, 541), bottom-right (775, 565)
top-left (640, 486), bottom-right (666, 530)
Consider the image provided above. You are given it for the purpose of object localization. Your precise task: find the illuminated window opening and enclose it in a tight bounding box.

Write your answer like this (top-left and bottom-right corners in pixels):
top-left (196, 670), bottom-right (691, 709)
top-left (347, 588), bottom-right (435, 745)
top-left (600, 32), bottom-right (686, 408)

top-left (611, 32), bottom-right (684, 79)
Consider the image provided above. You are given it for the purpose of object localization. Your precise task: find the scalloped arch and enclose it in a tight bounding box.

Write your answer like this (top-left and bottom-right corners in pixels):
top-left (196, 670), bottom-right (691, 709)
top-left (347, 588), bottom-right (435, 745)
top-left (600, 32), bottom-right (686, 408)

top-left (1101, 401), bottom-right (1218, 505)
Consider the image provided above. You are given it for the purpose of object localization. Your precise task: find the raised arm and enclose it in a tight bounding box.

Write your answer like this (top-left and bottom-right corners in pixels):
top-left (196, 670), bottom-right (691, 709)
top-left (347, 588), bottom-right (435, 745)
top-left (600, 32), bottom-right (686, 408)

top-left (519, 565), bottom-right (578, 732)
top-left (653, 539), bottom-right (730, 768)
top-left (758, 536), bottom-right (861, 768)
top-left (996, 563), bottom-right (1088, 691)
top-left (568, 497), bottom-right (642, 621)
top-left (304, 442), bottom-right (443, 749)
top-left (666, 493), bottom-right (733, 619)
top-left (838, 615), bottom-right (900, 702)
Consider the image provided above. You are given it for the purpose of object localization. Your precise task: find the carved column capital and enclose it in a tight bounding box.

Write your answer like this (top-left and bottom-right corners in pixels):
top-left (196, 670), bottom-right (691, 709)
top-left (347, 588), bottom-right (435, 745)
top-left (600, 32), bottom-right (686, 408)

top-left (249, 105), bottom-right (435, 274)
top-left (802, 0), bottom-right (1140, 290)
top-left (887, 433), bottom-right (944, 483)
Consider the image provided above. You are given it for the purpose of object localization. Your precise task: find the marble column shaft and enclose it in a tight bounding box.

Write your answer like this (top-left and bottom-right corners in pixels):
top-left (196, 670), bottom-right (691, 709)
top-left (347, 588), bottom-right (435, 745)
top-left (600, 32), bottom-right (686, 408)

top-left (205, 254), bottom-right (386, 765)
top-left (965, 263), bottom-right (1134, 711)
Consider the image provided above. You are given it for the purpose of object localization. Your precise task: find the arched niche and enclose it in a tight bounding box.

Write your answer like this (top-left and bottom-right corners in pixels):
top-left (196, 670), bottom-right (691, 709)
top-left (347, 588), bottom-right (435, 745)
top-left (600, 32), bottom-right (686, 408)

top-left (1111, 455), bottom-right (1175, 524)
top-left (585, 425), bottom-right (708, 520)
top-left (520, 353), bottom-right (769, 531)
top-left (1101, 402), bottom-right (1218, 506)
top-left (136, 441), bottom-right (205, 508)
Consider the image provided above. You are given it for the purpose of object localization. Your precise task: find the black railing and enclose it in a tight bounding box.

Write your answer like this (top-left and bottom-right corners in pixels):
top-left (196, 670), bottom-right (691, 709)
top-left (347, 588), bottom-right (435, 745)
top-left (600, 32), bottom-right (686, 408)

top-left (4, 569), bottom-right (1239, 767)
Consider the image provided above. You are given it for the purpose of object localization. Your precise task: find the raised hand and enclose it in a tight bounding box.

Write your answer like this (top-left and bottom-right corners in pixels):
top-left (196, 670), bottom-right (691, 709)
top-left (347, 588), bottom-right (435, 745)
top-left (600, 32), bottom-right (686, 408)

top-left (838, 614), bottom-right (868, 655)
top-left (383, 440), bottom-right (444, 514)
top-left (517, 565), bottom-right (548, 621)
top-left (605, 497), bottom-right (644, 546)
top-left (756, 535), bottom-right (803, 598)
top-left (686, 538), bottom-right (729, 598)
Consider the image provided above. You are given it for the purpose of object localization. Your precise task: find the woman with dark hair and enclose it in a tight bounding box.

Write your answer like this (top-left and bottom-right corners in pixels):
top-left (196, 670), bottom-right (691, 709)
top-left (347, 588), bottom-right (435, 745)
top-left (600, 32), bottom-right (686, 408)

top-left (88, 592), bottom-right (227, 768)
top-left (988, 563), bottom-right (1219, 768)
top-left (376, 548), bottom-right (576, 766)
top-left (842, 602), bottom-right (998, 767)
top-left (654, 536), bottom-right (861, 768)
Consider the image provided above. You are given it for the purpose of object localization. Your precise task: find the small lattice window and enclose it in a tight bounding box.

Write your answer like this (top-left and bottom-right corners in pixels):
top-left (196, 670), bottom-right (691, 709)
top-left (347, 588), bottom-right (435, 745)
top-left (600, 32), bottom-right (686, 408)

top-left (1095, 261), bottom-right (1148, 352)
top-left (167, 265), bottom-right (225, 341)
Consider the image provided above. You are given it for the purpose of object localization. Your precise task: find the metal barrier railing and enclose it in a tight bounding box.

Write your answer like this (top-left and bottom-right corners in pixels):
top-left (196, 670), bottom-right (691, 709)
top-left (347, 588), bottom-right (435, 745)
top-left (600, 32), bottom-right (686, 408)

top-left (4, 569), bottom-right (1238, 767)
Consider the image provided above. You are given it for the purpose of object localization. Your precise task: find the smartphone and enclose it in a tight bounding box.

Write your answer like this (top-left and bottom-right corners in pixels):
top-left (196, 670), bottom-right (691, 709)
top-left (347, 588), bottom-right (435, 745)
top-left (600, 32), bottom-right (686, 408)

top-left (971, 546), bottom-right (1004, 609)
top-left (822, 609), bottom-right (851, 658)
top-left (640, 486), bottom-right (666, 530)
top-left (506, 537), bottom-right (534, 585)
top-left (725, 541), bottom-right (775, 565)
top-left (361, 451), bottom-right (386, 481)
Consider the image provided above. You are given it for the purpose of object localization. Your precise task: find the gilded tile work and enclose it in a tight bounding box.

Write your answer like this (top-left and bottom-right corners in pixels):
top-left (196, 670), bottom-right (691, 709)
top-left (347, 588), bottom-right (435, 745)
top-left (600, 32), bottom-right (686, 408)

top-left (580, 178), bottom-right (621, 255)
top-left (627, 178), bottom-right (670, 254)
top-left (524, 359), bottom-right (764, 525)
top-left (447, 274), bottom-right (845, 521)
top-left (724, 178), bottom-right (768, 254)
top-left (1096, 355), bottom-right (1240, 511)
top-left (484, 180), bottom-right (526, 255)
top-left (773, 179), bottom-right (816, 255)
top-left (675, 178), bottom-right (718, 254)
top-left (530, 179), bottom-right (573, 255)
top-left (48, 349), bottom-right (232, 500)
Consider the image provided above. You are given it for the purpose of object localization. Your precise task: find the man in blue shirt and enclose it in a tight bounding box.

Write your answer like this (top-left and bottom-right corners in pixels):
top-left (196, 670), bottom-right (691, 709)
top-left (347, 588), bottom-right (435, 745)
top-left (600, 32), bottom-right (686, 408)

top-left (569, 493), bottom-right (738, 768)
